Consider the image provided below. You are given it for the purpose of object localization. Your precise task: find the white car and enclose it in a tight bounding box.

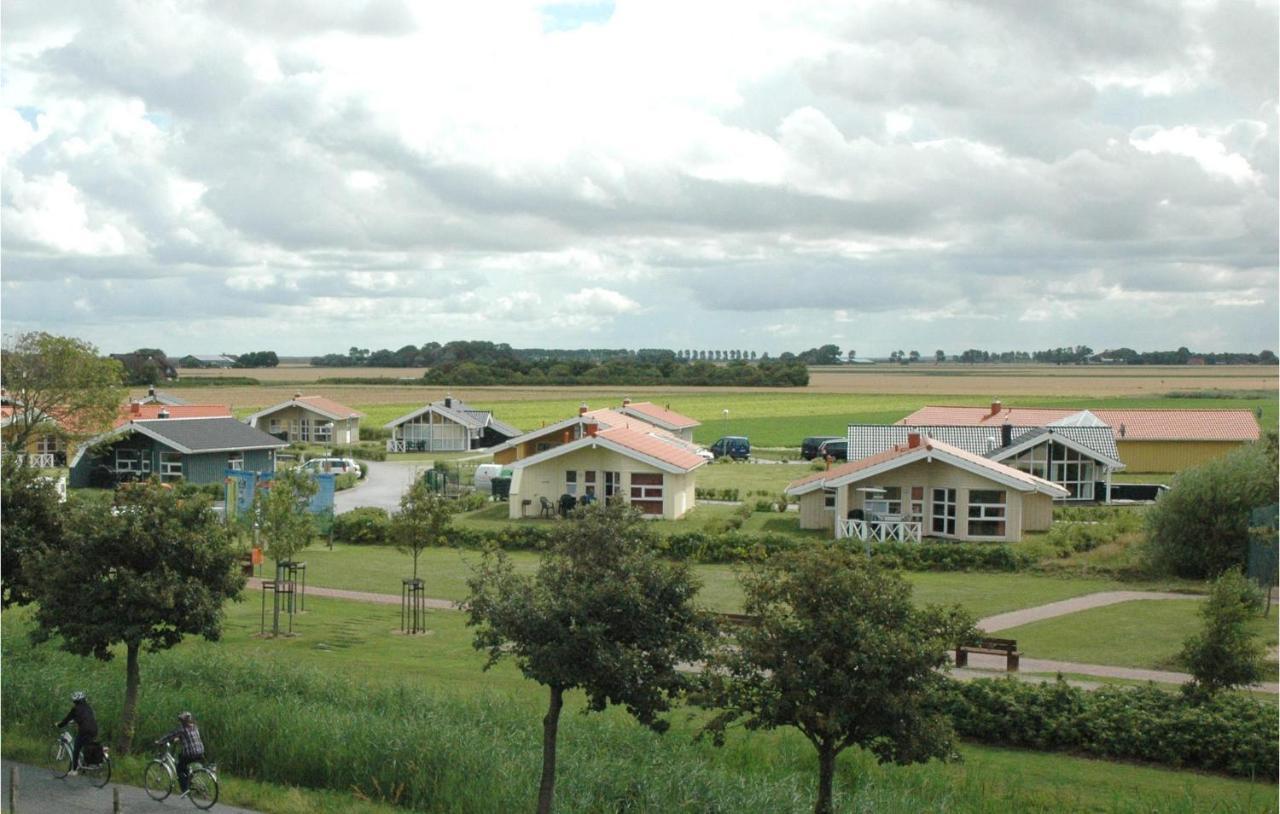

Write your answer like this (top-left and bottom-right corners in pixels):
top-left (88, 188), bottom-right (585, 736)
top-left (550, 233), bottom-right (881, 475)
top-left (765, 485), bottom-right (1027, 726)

top-left (300, 457), bottom-right (362, 477)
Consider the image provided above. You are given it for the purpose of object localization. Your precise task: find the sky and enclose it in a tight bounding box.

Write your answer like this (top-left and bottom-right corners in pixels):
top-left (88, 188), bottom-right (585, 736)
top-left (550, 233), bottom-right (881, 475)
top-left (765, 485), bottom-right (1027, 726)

top-left (1, 0), bottom-right (1277, 357)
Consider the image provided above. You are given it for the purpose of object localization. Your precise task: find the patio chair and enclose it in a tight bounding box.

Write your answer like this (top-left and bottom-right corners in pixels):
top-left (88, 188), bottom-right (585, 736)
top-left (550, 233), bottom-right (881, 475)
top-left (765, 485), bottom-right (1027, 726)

top-left (539, 496), bottom-right (555, 518)
top-left (559, 493), bottom-right (578, 517)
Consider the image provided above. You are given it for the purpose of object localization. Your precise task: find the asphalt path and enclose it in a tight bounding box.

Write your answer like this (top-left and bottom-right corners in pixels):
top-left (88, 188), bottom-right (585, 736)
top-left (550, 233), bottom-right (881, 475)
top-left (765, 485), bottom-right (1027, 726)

top-left (333, 460), bottom-right (422, 514)
top-left (0, 759), bottom-right (260, 814)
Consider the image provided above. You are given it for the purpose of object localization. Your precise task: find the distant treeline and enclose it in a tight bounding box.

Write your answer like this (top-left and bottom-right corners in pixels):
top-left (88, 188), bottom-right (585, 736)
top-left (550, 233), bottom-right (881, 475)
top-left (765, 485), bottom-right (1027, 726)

top-left (954, 346), bottom-right (1278, 365)
top-left (421, 357), bottom-right (808, 387)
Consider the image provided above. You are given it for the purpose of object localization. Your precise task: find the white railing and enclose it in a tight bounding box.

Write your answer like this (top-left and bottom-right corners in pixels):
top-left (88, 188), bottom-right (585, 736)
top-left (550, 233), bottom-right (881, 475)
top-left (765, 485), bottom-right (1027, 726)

top-left (387, 439), bottom-right (406, 453)
top-left (836, 518), bottom-right (923, 543)
top-left (16, 453), bottom-right (57, 468)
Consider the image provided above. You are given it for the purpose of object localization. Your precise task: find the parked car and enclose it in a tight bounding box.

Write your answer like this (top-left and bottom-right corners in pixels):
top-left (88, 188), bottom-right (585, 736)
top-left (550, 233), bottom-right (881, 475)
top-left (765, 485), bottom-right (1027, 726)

top-left (695, 448), bottom-right (716, 461)
top-left (816, 439), bottom-right (847, 461)
top-left (709, 436), bottom-right (750, 460)
top-left (801, 436), bottom-right (842, 460)
top-left (473, 463), bottom-right (512, 493)
top-left (300, 457), bottom-right (362, 477)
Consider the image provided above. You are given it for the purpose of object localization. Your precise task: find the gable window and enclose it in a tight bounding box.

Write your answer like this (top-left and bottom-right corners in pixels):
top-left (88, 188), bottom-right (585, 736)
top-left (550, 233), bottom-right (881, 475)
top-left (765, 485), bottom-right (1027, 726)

top-left (565, 470), bottom-right (578, 496)
top-left (1049, 445), bottom-right (1095, 501)
top-left (299, 418), bottom-right (311, 442)
top-left (36, 436), bottom-right (65, 455)
top-left (967, 490), bottom-right (1007, 537)
top-left (931, 488), bottom-right (957, 536)
top-left (159, 451), bottom-right (183, 482)
top-left (1009, 444), bottom-right (1048, 479)
top-left (630, 472), bottom-right (664, 515)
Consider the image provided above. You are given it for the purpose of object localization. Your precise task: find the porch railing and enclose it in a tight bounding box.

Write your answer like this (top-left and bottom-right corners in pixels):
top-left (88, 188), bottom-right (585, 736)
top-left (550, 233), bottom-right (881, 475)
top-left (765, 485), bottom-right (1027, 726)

top-left (836, 518), bottom-right (923, 543)
top-left (14, 453), bottom-right (57, 468)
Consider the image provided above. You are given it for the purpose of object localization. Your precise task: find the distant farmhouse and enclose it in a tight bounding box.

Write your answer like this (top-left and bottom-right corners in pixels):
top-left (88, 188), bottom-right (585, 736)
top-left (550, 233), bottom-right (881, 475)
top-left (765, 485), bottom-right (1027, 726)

top-left (179, 354), bottom-right (238, 368)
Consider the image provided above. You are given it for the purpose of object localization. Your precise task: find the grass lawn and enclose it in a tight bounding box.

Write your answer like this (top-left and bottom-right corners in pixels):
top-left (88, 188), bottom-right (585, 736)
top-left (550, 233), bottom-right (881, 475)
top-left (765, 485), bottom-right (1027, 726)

top-left (697, 459), bottom-right (818, 495)
top-left (999, 599), bottom-right (1280, 670)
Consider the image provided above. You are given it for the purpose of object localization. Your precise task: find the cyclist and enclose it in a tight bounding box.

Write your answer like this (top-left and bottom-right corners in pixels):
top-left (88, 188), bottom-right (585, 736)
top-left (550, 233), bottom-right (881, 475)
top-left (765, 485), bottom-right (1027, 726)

top-left (157, 711), bottom-right (205, 798)
top-left (54, 691), bottom-right (98, 776)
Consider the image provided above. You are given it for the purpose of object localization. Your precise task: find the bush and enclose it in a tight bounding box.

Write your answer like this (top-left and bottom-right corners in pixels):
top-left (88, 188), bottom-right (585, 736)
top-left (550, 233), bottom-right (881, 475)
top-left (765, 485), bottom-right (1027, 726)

top-left (945, 677), bottom-right (1278, 778)
top-left (329, 444), bottom-right (387, 462)
top-left (334, 473), bottom-right (359, 491)
top-left (173, 481), bottom-right (223, 501)
top-left (1144, 444), bottom-right (1278, 578)
top-left (333, 507), bottom-right (391, 546)
top-left (359, 426), bottom-right (391, 441)
top-left (1181, 569), bottom-right (1267, 696)
top-left (695, 488), bottom-right (740, 502)
top-left (451, 492), bottom-right (489, 513)
top-left (869, 541), bottom-right (1036, 572)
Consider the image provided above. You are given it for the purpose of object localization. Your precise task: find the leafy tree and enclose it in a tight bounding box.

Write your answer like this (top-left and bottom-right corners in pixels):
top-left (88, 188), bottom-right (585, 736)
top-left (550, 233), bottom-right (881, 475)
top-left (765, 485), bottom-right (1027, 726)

top-left (935, 349), bottom-right (946, 363)
top-left (466, 503), bottom-right (711, 814)
top-left (29, 481), bottom-right (244, 753)
top-left (0, 332), bottom-right (125, 456)
top-left (908, 350), bottom-right (920, 363)
top-left (1144, 443), bottom-right (1278, 578)
top-left (392, 480), bottom-right (453, 582)
top-left (699, 546), bottom-right (973, 814)
top-left (255, 468), bottom-right (318, 634)
top-left (0, 457), bottom-right (63, 608)
top-left (234, 350), bottom-right (279, 368)
top-left (1181, 569), bottom-right (1267, 697)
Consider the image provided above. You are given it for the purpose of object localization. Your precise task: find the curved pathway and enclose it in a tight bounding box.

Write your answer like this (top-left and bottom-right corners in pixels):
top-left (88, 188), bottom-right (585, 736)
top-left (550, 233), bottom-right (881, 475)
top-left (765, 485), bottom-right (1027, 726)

top-left (247, 577), bottom-right (458, 610)
top-left (333, 460), bottom-right (421, 515)
top-left (977, 591), bottom-right (1201, 633)
top-left (0, 759), bottom-right (262, 814)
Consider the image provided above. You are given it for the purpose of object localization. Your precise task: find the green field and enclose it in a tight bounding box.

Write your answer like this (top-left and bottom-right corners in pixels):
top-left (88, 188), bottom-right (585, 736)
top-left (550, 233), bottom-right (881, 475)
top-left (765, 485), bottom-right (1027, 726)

top-left (1001, 599), bottom-right (1280, 671)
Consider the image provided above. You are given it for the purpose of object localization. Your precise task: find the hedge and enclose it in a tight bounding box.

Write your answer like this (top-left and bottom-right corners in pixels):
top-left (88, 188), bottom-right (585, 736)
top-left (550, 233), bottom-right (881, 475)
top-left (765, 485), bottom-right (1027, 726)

top-left (946, 677), bottom-right (1277, 779)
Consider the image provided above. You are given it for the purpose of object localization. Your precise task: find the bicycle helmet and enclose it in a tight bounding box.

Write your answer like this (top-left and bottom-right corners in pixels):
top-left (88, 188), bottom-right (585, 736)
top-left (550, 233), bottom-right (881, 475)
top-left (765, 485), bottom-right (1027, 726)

top-left (71, 691), bottom-right (86, 703)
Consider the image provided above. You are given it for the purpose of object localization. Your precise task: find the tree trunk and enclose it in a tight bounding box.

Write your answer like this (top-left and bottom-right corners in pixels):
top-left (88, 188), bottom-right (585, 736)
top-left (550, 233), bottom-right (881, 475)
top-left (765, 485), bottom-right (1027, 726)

top-left (272, 559), bottom-right (283, 635)
top-left (116, 640), bottom-right (141, 754)
top-left (814, 743), bottom-right (836, 814)
top-left (537, 685), bottom-right (564, 814)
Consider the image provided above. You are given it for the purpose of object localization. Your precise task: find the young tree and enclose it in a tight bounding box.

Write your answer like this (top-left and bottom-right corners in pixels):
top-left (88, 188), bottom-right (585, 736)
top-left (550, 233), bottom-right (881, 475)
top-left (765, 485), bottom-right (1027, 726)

top-left (392, 480), bottom-right (453, 582)
top-left (935, 349), bottom-right (946, 363)
top-left (0, 332), bottom-right (125, 456)
top-left (467, 503), bottom-right (711, 814)
top-left (699, 546), bottom-right (973, 814)
top-left (29, 481), bottom-right (244, 753)
top-left (255, 467), bottom-right (318, 634)
top-left (0, 457), bottom-right (63, 608)
top-left (1181, 569), bottom-right (1267, 697)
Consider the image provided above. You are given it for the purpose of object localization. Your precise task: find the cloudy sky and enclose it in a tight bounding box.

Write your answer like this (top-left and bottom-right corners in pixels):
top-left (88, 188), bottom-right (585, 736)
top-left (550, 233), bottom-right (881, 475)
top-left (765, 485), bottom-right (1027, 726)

top-left (2, 0), bottom-right (1276, 357)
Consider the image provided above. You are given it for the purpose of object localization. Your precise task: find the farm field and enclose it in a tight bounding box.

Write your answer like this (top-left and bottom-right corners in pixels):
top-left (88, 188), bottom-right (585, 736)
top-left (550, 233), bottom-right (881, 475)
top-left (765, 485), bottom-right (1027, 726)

top-left (4, 601), bottom-right (1274, 814)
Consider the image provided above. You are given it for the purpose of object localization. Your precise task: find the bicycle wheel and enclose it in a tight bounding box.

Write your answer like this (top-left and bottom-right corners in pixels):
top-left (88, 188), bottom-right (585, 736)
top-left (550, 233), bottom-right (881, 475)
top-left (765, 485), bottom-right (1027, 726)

top-left (144, 760), bottom-right (173, 800)
top-left (188, 767), bottom-right (219, 810)
top-left (89, 757), bottom-right (111, 789)
top-left (49, 740), bottom-right (70, 778)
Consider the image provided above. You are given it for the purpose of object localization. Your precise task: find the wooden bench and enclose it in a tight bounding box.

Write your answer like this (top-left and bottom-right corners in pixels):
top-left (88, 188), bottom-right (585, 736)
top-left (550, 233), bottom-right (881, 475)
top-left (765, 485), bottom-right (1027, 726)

top-left (955, 637), bottom-right (1020, 672)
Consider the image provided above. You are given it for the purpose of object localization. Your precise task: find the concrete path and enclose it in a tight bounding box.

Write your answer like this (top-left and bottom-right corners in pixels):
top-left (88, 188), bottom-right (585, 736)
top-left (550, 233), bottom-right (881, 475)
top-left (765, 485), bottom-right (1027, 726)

top-left (953, 652), bottom-right (1279, 693)
top-left (977, 591), bottom-right (1201, 633)
top-left (0, 759), bottom-right (261, 813)
top-left (246, 577), bottom-right (459, 610)
top-left (333, 460), bottom-right (421, 515)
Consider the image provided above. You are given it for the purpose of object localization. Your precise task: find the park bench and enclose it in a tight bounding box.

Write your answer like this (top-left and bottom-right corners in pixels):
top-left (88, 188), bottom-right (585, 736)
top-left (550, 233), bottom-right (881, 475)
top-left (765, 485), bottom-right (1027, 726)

top-left (955, 637), bottom-right (1020, 672)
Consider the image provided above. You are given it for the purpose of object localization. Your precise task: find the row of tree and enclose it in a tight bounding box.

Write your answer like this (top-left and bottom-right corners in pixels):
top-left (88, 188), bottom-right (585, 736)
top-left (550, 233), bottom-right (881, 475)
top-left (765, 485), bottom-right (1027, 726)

top-left (420, 357), bottom-right (809, 387)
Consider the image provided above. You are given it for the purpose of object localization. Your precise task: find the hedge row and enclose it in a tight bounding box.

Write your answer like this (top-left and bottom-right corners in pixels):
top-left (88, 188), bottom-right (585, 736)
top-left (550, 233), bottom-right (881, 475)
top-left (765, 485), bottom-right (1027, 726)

top-left (946, 677), bottom-right (1277, 779)
top-left (331, 514), bottom-right (1035, 572)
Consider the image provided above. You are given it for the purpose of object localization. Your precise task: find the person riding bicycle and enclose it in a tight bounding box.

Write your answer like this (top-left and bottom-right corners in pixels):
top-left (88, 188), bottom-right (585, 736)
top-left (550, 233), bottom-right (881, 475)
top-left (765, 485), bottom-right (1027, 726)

top-left (157, 711), bottom-right (206, 797)
top-left (54, 691), bottom-right (98, 776)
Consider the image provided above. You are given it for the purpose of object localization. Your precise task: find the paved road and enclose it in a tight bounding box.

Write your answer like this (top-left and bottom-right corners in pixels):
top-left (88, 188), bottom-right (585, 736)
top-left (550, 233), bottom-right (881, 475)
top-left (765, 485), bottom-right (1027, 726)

top-left (977, 591), bottom-right (1201, 632)
top-left (0, 759), bottom-right (260, 814)
top-left (333, 460), bottom-right (421, 514)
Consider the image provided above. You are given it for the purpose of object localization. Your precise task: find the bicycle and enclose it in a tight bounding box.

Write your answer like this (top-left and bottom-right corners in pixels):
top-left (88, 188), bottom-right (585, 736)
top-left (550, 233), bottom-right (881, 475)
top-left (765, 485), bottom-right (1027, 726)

top-left (49, 727), bottom-right (111, 788)
top-left (144, 738), bottom-right (219, 809)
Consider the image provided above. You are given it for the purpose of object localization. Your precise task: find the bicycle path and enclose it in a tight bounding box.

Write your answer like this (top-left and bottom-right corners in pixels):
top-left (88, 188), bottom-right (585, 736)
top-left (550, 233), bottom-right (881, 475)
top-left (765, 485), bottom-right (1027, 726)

top-left (0, 759), bottom-right (261, 813)
top-left (977, 591), bottom-right (1201, 632)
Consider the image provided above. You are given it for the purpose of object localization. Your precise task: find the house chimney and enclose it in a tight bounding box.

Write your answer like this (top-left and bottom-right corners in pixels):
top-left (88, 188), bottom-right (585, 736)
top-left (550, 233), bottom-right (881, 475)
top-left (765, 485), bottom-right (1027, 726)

top-left (578, 403), bottom-right (589, 416)
top-left (1118, 423), bottom-right (1126, 438)
top-left (130, 402), bottom-right (141, 416)
top-left (293, 392), bottom-right (302, 400)
top-left (585, 420), bottom-right (598, 437)
top-left (444, 395), bottom-right (452, 408)
top-left (990, 400), bottom-right (1003, 417)
top-left (907, 432), bottom-right (922, 448)
top-left (148, 385), bottom-right (157, 399)
top-left (158, 408), bottom-right (170, 419)
top-left (1000, 423), bottom-right (1012, 447)
top-left (622, 397), bottom-right (632, 407)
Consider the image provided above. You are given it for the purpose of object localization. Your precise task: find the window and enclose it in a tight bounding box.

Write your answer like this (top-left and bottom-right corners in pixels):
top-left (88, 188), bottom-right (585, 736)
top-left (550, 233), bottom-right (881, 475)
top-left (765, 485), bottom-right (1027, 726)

top-left (823, 488), bottom-right (837, 510)
top-left (630, 472), bottom-right (664, 515)
top-left (36, 435), bottom-right (64, 455)
top-left (967, 490), bottom-right (1007, 537)
top-left (289, 420), bottom-right (300, 440)
top-left (115, 449), bottom-right (143, 472)
top-left (583, 470), bottom-right (597, 497)
top-left (313, 421), bottom-right (333, 443)
top-left (535, 442), bottom-right (553, 453)
top-left (1049, 445), bottom-right (1095, 501)
top-left (299, 418), bottom-right (311, 442)
top-left (269, 418), bottom-right (282, 434)
top-left (159, 451), bottom-right (183, 482)
top-left (931, 488), bottom-right (957, 535)
top-left (883, 486), bottom-right (902, 515)
top-left (565, 470), bottom-right (578, 496)
top-left (909, 486), bottom-right (925, 524)
top-left (604, 471), bottom-right (622, 498)
top-left (1009, 444), bottom-right (1048, 479)
top-left (228, 453), bottom-right (244, 471)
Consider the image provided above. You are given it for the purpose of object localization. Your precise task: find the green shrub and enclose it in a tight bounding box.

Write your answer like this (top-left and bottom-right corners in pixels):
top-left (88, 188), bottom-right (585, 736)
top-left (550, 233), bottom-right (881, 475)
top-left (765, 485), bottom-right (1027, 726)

top-left (358, 425), bottom-right (390, 441)
top-left (1181, 569), bottom-right (1268, 696)
top-left (451, 492), bottom-right (489, 513)
top-left (173, 481), bottom-right (223, 501)
top-left (329, 444), bottom-right (387, 462)
top-left (334, 473), bottom-right (359, 491)
top-left (869, 541), bottom-right (1036, 572)
top-left (332, 507), bottom-right (391, 545)
top-left (945, 677), bottom-right (1278, 778)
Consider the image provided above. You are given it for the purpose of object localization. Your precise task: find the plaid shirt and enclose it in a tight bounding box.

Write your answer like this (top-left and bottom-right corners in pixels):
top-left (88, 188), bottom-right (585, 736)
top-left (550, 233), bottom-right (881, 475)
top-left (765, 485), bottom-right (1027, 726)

top-left (163, 723), bottom-right (204, 758)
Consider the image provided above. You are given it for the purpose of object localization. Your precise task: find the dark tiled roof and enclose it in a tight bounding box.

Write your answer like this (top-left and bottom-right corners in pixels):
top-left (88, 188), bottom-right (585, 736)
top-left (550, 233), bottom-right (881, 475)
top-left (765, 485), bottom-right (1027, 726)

top-left (847, 424), bottom-right (1120, 462)
top-left (134, 418), bottom-right (289, 453)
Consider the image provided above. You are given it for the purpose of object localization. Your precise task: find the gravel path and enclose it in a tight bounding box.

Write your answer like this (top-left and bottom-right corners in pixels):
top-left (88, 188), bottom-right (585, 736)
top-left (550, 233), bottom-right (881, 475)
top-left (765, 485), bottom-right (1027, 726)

top-left (247, 577), bottom-right (459, 610)
top-left (977, 591), bottom-right (1201, 632)
top-left (0, 759), bottom-right (261, 814)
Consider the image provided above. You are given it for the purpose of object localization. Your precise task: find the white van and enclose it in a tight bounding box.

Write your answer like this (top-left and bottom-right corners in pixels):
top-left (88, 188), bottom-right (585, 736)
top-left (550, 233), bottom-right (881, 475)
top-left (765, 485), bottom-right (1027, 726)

top-left (473, 464), bottom-right (510, 494)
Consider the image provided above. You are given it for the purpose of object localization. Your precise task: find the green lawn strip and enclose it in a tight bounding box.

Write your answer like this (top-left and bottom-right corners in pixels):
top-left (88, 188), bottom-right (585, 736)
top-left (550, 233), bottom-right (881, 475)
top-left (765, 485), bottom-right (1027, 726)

top-left (697, 460), bottom-right (817, 495)
top-left (998, 599), bottom-right (1280, 670)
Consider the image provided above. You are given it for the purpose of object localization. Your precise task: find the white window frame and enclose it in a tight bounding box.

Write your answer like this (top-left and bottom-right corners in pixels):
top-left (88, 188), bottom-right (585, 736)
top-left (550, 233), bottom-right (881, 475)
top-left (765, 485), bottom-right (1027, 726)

top-left (629, 473), bottom-right (665, 515)
top-left (1050, 445), bottom-right (1095, 501)
top-left (564, 470), bottom-right (578, 496)
top-left (604, 471), bottom-right (622, 498)
top-left (909, 486), bottom-right (924, 524)
top-left (313, 421), bottom-right (333, 443)
top-left (36, 435), bottom-right (64, 455)
top-left (269, 418), bottom-right (282, 434)
top-left (228, 452), bottom-right (244, 471)
top-left (882, 486), bottom-right (903, 515)
top-left (159, 451), bottom-right (183, 482)
top-left (299, 418), bottom-right (311, 442)
top-left (966, 490), bottom-right (1007, 538)
top-left (823, 487), bottom-right (837, 511)
top-left (115, 448), bottom-right (143, 473)
top-left (931, 488), bottom-right (957, 536)
top-left (583, 470), bottom-right (597, 497)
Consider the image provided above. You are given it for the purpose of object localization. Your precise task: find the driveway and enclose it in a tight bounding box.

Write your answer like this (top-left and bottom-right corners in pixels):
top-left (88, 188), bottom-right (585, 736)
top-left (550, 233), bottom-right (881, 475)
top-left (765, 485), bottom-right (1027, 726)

top-left (334, 460), bottom-right (422, 514)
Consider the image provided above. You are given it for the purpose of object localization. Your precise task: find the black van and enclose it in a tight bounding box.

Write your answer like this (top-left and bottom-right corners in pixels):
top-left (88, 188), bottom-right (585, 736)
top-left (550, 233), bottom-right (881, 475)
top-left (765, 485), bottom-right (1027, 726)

top-left (801, 436), bottom-right (841, 460)
top-left (709, 436), bottom-right (750, 460)
top-left (817, 439), bottom-right (848, 461)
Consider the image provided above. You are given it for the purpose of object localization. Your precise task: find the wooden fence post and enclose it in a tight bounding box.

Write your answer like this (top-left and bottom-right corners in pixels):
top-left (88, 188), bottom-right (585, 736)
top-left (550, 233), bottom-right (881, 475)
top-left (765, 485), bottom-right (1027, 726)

top-left (113, 786), bottom-right (121, 813)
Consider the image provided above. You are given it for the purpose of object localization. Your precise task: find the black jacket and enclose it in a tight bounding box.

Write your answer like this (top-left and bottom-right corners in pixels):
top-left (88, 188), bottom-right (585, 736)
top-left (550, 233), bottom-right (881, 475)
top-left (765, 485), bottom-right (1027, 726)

top-left (57, 701), bottom-right (98, 738)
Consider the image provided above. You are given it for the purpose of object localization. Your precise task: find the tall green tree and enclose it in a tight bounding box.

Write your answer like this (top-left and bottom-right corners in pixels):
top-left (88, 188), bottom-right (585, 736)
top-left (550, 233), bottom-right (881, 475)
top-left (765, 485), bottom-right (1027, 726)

top-left (29, 481), bottom-right (244, 753)
top-left (255, 467), bottom-right (318, 634)
top-left (0, 331), bottom-right (125, 456)
top-left (0, 457), bottom-right (63, 608)
top-left (699, 547), bottom-right (973, 814)
top-left (1181, 569), bottom-right (1267, 697)
top-left (467, 503), bottom-right (712, 814)
top-left (392, 480), bottom-right (453, 582)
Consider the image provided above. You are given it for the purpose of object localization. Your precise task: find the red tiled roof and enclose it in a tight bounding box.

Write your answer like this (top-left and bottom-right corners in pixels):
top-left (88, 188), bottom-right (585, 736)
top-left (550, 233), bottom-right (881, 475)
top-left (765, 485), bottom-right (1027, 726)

top-left (113, 404), bottom-right (231, 428)
top-left (787, 447), bottom-right (906, 491)
top-left (296, 396), bottom-right (365, 419)
top-left (594, 425), bottom-right (707, 471)
top-left (899, 405), bottom-right (1259, 441)
top-left (619, 402), bottom-right (700, 429)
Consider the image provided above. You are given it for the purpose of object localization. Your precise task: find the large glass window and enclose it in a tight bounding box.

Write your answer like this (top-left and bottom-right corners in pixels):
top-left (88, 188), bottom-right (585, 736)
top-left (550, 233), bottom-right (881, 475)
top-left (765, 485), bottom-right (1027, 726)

top-left (883, 486), bottom-right (902, 515)
top-left (1009, 444), bottom-right (1048, 479)
top-left (159, 451), bottom-right (183, 482)
top-left (1050, 446), bottom-right (1095, 500)
top-left (967, 490), bottom-right (1007, 537)
top-left (931, 488), bottom-right (957, 535)
top-left (116, 449), bottom-right (143, 472)
top-left (630, 473), bottom-right (664, 515)
top-left (604, 471), bottom-right (622, 498)
top-left (313, 421), bottom-right (333, 443)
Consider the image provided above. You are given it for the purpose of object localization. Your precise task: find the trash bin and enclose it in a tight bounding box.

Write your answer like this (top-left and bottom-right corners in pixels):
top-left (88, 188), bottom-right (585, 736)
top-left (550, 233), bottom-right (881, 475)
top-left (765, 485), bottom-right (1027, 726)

top-left (491, 476), bottom-right (511, 501)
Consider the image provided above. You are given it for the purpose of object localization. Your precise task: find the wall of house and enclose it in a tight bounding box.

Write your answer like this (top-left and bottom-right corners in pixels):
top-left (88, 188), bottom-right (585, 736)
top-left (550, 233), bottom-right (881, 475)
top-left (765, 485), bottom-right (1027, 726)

top-left (1116, 440), bottom-right (1248, 473)
top-left (257, 407), bottom-right (358, 445)
top-left (183, 449), bottom-right (276, 483)
top-left (797, 490), bottom-right (834, 531)
top-left (395, 411), bottom-right (470, 451)
top-left (836, 458), bottom-right (1033, 542)
top-left (1022, 493), bottom-right (1054, 532)
top-left (508, 445), bottom-right (696, 520)
top-left (494, 426), bottom-right (579, 465)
